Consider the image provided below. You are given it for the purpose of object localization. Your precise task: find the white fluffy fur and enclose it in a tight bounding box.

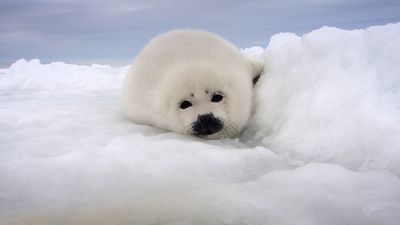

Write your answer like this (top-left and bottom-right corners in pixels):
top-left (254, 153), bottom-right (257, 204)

top-left (122, 29), bottom-right (264, 138)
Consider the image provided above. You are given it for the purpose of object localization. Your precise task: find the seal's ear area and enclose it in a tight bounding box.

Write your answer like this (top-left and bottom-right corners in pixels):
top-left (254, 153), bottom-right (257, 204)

top-left (248, 58), bottom-right (265, 85)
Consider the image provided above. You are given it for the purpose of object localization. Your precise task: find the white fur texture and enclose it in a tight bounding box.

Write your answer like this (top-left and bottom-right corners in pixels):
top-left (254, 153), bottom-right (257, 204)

top-left (122, 29), bottom-right (264, 138)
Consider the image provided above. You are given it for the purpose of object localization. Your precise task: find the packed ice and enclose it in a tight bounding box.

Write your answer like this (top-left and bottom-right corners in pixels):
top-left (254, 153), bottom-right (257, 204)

top-left (1, 23), bottom-right (400, 225)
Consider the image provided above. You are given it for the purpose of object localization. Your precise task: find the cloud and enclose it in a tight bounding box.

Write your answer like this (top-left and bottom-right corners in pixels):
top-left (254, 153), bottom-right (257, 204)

top-left (0, 0), bottom-right (399, 67)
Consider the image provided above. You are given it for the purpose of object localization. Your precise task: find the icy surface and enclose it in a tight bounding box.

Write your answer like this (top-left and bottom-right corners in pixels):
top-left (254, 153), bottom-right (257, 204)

top-left (1, 23), bottom-right (400, 225)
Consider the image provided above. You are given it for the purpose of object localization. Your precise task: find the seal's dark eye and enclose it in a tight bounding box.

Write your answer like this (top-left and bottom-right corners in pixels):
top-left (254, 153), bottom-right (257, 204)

top-left (179, 100), bottom-right (192, 109)
top-left (211, 93), bottom-right (224, 102)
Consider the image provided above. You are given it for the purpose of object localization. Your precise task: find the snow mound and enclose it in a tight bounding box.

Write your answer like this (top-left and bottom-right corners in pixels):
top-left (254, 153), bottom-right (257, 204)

top-left (1, 23), bottom-right (400, 225)
top-left (241, 46), bottom-right (265, 57)
top-left (246, 23), bottom-right (400, 174)
top-left (0, 59), bottom-right (127, 91)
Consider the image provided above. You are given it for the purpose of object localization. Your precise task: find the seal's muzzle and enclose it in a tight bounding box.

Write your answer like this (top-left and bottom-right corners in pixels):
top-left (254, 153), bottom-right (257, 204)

top-left (192, 113), bottom-right (223, 136)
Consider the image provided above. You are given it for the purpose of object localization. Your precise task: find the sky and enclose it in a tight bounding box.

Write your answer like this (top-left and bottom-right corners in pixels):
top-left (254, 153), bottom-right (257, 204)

top-left (1, 0), bottom-right (399, 67)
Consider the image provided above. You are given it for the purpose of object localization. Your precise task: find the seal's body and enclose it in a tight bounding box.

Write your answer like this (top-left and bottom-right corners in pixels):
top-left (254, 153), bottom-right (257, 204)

top-left (122, 29), bottom-right (264, 139)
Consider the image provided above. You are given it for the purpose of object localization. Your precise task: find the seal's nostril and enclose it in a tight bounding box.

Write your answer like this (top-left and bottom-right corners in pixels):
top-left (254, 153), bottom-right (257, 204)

top-left (193, 113), bottom-right (223, 136)
top-left (199, 114), bottom-right (212, 124)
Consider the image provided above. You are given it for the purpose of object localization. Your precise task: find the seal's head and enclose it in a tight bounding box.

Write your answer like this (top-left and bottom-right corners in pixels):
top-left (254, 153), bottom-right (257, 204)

top-left (122, 29), bottom-right (264, 139)
top-left (155, 60), bottom-right (263, 139)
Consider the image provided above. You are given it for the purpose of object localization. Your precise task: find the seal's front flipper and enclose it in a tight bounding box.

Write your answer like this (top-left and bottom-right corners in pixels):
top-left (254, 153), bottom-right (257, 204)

top-left (248, 58), bottom-right (265, 85)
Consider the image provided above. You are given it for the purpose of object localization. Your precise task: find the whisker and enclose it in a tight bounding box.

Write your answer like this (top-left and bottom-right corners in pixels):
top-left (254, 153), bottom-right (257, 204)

top-left (185, 125), bottom-right (193, 135)
top-left (220, 119), bottom-right (239, 138)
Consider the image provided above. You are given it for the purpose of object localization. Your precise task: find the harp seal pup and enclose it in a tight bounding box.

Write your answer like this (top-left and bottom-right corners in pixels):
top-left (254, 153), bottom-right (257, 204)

top-left (122, 29), bottom-right (264, 139)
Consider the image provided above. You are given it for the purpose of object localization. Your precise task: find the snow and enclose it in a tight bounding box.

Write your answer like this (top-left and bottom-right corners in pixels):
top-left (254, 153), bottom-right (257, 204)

top-left (1, 23), bottom-right (400, 225)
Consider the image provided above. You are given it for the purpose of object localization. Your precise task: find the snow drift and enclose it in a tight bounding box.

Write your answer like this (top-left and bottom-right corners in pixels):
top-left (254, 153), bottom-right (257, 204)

top-left (1, 23), bottom-right (400, 225)
top-left (245, 23), bottom-right (400, 174)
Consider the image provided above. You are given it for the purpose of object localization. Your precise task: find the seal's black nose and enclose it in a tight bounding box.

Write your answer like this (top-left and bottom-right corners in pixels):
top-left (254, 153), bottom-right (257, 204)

top-left (193, 113), bottom-right (223, 136)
